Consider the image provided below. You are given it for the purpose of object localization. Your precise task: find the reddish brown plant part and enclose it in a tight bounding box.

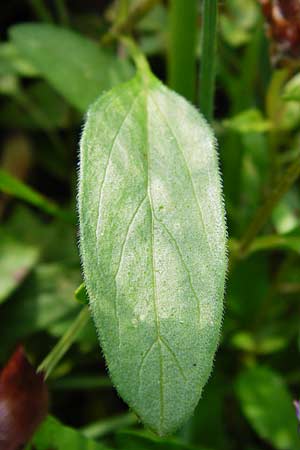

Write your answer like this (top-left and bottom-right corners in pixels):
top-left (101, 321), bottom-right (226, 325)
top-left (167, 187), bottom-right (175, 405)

top-left (259, 0), bottom-right (300, 62)
top-left (0, 346), bottom-right (48, 450)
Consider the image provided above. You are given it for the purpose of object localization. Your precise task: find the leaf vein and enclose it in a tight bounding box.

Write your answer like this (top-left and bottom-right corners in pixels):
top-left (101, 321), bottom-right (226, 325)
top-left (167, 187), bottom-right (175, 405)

top-left (114, 195), bottom-right (147, 281)
top-left (114, 195), bottom-right (147, 353)
top-left (149, 94), bottom-right (213, 257)
top-left (95, 93), bottom-right (141, 247)
top-left (146, 92), bottom-right (165, 431)
top-left (160, 336), bottom-right (187, 381)
top-left (153, 213), bottom-right (201, 324)
top-left (137, 340), bottom-right (157, 387)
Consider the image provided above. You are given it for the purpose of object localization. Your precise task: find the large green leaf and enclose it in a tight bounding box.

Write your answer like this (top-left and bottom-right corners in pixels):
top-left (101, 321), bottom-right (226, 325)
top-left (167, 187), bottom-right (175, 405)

top-left (27, 415), bottom-right (110, 450)
top-left (236, 367), bottom-right (300, 450)
top-left (79, 68), bottom-right (227, 435)
top-left (9, 24), bottom-right (133, 112)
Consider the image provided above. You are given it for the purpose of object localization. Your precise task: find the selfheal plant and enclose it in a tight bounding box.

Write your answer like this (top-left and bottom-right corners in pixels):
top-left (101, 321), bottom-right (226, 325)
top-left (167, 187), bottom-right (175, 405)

top-left (78, 48), bottom-right (227, 435)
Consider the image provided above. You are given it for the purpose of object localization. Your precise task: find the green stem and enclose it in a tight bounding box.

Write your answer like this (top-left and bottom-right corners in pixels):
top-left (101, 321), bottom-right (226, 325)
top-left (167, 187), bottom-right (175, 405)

top-left (238, 156), bottom-right (300, 257)
top-left (14, 89), bottom-right (65, 160)
top-left (220, 27), bottom-right (264, 217)
top-left (266, 69), bottom-right (290, 187)
top-left (54, 0), bottom-right (70, 26)
top-left (28, 0), bottom-right (53, 22)
top-left (80, 413), bottom-right (137, 439)
top-left (168, 0), bottom-right (198, 101)
top-left (101, 0), bottom-right (160, 44)
top-left (38, 306), bottom-right (90, 379)
top-left (117, 0), bottom-right (130, 24)
top-left (199, 0), bottom-right (218, 122)
top-left (0, 169), bottom-right (74, 224)
top-left (51, 375), bottom-right (111, 390)
top-left (120, 36), bottom-right (151, 78)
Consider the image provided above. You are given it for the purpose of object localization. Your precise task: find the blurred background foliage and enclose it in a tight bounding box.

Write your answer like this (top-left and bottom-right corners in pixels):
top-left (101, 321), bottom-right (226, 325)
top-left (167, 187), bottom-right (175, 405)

top-left (1, 0), bottom-right (300, 449)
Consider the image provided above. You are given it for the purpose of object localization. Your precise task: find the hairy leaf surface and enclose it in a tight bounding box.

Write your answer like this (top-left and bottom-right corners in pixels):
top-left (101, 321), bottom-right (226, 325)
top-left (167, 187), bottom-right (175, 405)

top-left (79, 70), bottom-right (227, 435)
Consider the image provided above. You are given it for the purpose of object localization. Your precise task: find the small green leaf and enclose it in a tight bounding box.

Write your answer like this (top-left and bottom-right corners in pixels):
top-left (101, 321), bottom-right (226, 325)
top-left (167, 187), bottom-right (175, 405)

top-left (219, 0), bottom-right (260, 47)
top-left (28, 415), bottom-right (110, 450)
top-left (223, 109), bottom-right (272, 134)
top-left (283, 74), bottom-right (300, 102)
top-left (79, 70), bottom-right (227, 435)
top-left (9, 24), bottom-right (133, 112)
top-left (236, 367), bottom-right (300, 450)
top-left (75, 283), bottom-right (89, 305)
top-left (231, 328), bottom-right (289, 354)
top-left (279, 102), bottom-right (300, 131)
top-left (0, 229), bottom-right (39, 303)
top-left (272, 190), bottom-right (300, 234)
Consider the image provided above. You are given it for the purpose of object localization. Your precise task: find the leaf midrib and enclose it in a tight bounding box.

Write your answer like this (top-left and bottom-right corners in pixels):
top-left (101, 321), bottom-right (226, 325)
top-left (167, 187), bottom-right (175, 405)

top-left (145, 88), bottom-right (165, 432)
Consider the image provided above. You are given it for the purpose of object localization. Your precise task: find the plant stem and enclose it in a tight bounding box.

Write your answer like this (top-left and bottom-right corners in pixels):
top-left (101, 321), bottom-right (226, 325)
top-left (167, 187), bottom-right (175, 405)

top-left (80, 413), bottom-right (137, 439)
top-left (51, 375), bottom-right (112, 390)
top-left (28, 0), bottom-right (53, 22)
top-left (117, 0), bottom-right (130, 24)
top-left (15, 90), bottom-right (65, 158)
top-left (38, 306), bottom-right (90, 379)
top-left (266, 69), bottom-right (290, 187)
top-left (199, 0), bottom-right (218, 122)
top-left (101, 0), bottom-right (160, 44)
top-left (120, 36), bottom-right (151, 76)
top-left (168, 0), bottom-right (198, 101)
top-left (238, 156), bottom-right (300, 257)
top-left (0, 169), bottom-right (74, 224)
top-left (220, 27), bottom-right (264, 214)
top-left (54, 0), bottom-right (70, 26)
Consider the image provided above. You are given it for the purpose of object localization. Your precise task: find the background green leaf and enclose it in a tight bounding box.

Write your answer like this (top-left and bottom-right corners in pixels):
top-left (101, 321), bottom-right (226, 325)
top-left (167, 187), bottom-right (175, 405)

top-left (9, 23), bottom-right (134, 112)
top-left (0, 263), bottom-right (81, 359)
top-left (223, 109), bottom-right (272, 134)
top-left (236, 367), bottom-right (300, 450)
top-left (27, 415), bottom-right (111, 450)
top-left (0, 228), bottom-right (39, 303)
